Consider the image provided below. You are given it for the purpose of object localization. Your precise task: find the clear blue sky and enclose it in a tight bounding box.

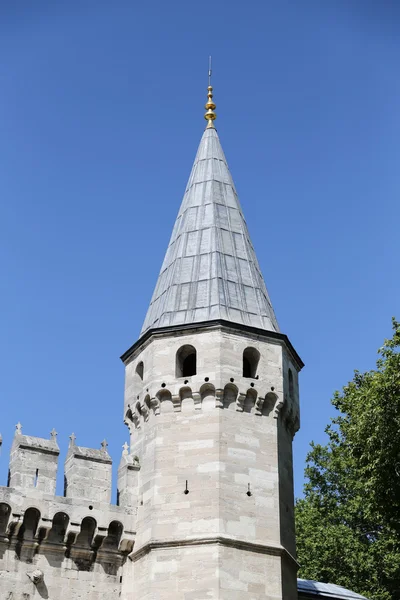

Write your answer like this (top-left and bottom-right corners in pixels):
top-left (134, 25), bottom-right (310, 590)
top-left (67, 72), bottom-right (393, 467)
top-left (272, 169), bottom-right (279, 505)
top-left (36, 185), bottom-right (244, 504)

top-left (1, 1), bottom-right (399, 499)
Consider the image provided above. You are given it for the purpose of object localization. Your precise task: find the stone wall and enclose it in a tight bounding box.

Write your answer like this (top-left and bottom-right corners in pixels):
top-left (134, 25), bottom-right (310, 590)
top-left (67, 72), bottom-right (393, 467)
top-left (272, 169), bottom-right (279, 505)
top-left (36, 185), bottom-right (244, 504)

top-left (0, 431), bottom-right (135, 600)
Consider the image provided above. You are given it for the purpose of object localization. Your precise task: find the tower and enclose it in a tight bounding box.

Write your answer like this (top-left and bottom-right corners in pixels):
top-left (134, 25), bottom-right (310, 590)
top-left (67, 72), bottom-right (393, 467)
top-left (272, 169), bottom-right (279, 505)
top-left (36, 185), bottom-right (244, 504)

top-left (120, 82), bottom-right (303, 600)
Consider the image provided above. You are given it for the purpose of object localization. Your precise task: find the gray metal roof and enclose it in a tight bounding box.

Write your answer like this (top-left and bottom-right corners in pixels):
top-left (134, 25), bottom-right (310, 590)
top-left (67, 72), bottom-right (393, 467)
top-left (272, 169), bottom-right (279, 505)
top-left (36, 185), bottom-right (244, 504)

top-left (298, 579), bottom-right (368, 599)
top-left (140, 127), bottom-right (279, 336)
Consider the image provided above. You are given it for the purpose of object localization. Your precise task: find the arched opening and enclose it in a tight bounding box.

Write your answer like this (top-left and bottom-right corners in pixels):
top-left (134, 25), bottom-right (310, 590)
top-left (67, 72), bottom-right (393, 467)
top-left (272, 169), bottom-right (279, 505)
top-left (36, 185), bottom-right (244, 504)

top-left (180, 386), bottom-right (194, 412)
top-left (262, 392), bottom-right (277, 416)
top-left (244, 388), bottom-right (257, 413)
top-left (223, 383), bottom-right (238, 410)
top-left (200, 383), bottom-right (215, 411)
top-left (76, 517), bottom-right (96, 549)
top-left (135, 361), bottom-right (144, 380)
top-left (102, 520), bottom-right (123, 551)
top-left (157, 389), bottom-right (174, 414)
top-left (176, 345), bottom-right (197, 378)
top-left (289, 369), bottom-right (294, 398)
top-left (124, 406), bottom-right (135, 433)
top-left (243, 347), bottom-right (260, 378)
top-left (0, 503), bottom-right (11, 536)
top-left (19, 507), bottom-right (40, 541)
top-left (48, 512), bottom-right (69, 544)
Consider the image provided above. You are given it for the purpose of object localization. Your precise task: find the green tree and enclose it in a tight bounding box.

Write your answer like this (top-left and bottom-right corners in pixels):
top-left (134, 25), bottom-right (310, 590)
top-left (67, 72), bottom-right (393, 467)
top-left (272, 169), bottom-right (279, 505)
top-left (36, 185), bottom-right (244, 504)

top-left (296, 319), bottom-right (400, 600)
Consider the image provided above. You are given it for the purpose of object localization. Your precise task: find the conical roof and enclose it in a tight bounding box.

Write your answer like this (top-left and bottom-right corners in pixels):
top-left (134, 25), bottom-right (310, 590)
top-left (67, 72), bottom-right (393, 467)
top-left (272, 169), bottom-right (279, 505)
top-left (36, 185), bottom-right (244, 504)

top-left (140, 126), bottom-right (279, 336)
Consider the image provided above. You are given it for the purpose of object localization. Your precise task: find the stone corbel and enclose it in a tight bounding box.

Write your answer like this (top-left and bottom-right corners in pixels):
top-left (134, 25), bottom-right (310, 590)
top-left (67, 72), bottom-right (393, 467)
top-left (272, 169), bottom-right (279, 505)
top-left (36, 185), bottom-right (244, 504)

top-left (65, 521), bottom-right (81, 547)
top-left (132, 410), bottom-right (141, 430)
top-left (273, 394), bottom-right (284, 419)
top-left (192, 392), bottom-right (201, 410)
top-left (215, 389), bottom-right (224, 409)
top-left (284, 408), bottom-right (300, 438)
top-left (172, 394), bottom-right (181, 412)
top-left (119, 533), bottom-right (135, 554)
top-left (8, 514), bottom-right (23, 539)
top-left (150, 396), bottom-right (160, 416)
top-left (236, 393), bottom-right (246, 412)
top-left (124, 406), bottom-right (135, 434)
top-left (140, 402), bottom-right (150, 422)
top-left (37, 518), bottom-right (52, 543)
top-left (254, 396), bottom-right (264, 416)
top-left (93, 530), bottom-right (107, 551)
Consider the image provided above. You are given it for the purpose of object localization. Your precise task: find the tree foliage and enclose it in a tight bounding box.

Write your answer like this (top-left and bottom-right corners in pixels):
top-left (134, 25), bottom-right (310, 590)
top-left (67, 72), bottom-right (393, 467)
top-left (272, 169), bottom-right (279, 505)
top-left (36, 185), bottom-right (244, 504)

top-left (296, 319), bottom-right (400, 600)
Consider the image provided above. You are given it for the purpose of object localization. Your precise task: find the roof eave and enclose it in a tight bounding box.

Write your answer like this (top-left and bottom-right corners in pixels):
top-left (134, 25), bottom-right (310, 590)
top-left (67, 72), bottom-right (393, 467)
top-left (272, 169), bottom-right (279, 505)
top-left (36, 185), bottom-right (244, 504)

top-left (120, 318), bottom-right (304, 370)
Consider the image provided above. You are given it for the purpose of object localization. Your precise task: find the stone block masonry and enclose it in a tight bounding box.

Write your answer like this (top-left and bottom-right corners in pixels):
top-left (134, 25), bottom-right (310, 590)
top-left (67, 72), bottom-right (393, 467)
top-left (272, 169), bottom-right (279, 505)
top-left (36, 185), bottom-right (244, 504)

top-left (120, 321), bottom-right (302, 599)
top-left (0, 426), bottom-right (135, 600)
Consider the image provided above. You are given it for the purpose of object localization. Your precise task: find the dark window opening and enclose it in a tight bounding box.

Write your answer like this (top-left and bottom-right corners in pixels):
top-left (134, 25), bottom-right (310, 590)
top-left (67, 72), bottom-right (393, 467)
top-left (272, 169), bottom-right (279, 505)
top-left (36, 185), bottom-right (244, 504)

top-left (243, 357), bottom-right (251, 378)
top-left (135, 361), bottom-right (144, 380)
top-left (34, 469), bottom-right (39, 487)
top-left (176, 345), bottom-right (197, 378)
top-left (242, 347), bottom-right (260, 378)
top-left (182, 353), bottom-right (196, 377)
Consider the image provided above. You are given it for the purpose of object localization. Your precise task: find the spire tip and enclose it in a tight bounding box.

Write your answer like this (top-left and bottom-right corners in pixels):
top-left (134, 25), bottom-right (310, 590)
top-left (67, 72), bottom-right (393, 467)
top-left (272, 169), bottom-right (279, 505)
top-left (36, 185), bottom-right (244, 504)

top-left (204, 56), bottom-right (216, 128)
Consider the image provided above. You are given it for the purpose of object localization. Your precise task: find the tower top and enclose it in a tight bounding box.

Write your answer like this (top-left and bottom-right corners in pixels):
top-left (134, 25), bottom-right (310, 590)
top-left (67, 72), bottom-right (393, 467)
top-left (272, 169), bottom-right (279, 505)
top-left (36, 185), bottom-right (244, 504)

top-left (140, 104), bottom-right (279, 337)
top-left (204, 56), bottom-right (216, 129)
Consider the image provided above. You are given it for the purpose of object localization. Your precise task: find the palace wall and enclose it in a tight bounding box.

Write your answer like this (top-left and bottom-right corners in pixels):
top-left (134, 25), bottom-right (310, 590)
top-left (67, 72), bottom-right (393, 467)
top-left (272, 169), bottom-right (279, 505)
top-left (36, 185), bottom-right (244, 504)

top-left (0, 431), bottom-right (135, 600)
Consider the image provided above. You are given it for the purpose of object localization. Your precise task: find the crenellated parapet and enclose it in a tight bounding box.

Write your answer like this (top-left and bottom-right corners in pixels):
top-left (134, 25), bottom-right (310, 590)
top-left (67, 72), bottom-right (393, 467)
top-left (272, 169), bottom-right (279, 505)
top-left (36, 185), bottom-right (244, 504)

top-left (0, 424), bottom-right (137, 573)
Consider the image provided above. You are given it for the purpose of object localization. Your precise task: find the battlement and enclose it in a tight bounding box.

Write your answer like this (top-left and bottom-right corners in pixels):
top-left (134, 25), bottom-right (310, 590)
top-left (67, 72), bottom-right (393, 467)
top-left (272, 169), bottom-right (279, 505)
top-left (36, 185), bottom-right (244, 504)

top-left (65, 436), bottom-right (113, 503)
top-left (0, 427), bottom-right (138, 598)
top-left (9, 425), bottom-right (60, 494)
top-left (2, 424), bottom-right (140, 510)
top-left (0, 424), bottom-right (137, 593)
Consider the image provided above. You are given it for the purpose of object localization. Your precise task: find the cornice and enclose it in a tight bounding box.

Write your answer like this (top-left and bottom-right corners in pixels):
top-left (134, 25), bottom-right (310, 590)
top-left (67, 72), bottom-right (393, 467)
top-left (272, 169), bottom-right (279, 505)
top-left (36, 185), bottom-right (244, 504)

top-left (128, 534), bottom-right (299, 570)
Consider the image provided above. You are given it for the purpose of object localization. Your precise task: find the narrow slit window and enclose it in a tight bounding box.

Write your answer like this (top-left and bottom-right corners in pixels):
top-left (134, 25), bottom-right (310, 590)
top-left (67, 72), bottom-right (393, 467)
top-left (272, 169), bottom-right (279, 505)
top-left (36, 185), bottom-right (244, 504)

top-left (135, 361), bottom-right (144, 380)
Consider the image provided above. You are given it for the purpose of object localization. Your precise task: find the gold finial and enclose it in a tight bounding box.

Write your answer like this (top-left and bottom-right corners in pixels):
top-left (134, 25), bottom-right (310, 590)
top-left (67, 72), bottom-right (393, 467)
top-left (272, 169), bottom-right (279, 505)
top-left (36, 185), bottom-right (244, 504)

top-left (204, 56), bottom-right (216, 129)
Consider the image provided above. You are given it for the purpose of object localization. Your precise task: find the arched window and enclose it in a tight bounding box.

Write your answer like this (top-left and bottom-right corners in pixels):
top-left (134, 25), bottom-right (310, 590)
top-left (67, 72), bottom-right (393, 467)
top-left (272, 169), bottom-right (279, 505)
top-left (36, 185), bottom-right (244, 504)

top-left (288, 369), bottom-right (294, 398)
top-left (243, 347), bottom-right (260, 378)
top-left (135, 361), bottom-right (144, 380)
top-left (176, 345), bottom-right (197, 377)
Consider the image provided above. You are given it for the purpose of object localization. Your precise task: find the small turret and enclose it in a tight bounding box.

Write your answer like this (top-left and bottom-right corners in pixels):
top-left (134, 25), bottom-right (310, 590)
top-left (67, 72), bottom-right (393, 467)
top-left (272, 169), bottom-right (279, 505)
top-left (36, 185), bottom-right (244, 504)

top-left (8, 424), bottom-right (59, 494)
top-left (64, 435), bottom-right (112, 503)
top-left (117, 442), bottom-right (140, 509)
